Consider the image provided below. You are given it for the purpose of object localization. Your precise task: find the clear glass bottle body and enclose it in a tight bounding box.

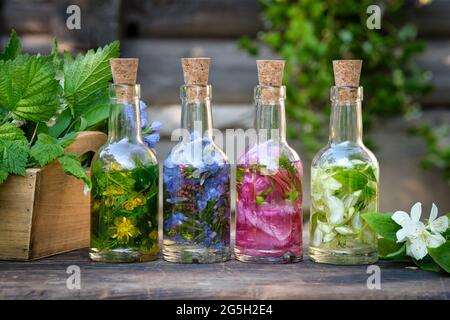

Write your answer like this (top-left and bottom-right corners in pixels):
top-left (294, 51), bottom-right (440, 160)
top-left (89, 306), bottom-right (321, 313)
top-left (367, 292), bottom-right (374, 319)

top-left (90, 84), bottom-right (159, 263)
top-left (309, 86), bottom-right (379, 265)
top-left (163, 85), bottom-right (231, 263)
top-left (235, 85), bottom-right (303, 263)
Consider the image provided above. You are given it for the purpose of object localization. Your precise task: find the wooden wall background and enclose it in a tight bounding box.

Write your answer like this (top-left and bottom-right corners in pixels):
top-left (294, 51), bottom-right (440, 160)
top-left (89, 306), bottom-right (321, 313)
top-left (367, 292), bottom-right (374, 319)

top-left (1, 0), bottom-right (450, 106)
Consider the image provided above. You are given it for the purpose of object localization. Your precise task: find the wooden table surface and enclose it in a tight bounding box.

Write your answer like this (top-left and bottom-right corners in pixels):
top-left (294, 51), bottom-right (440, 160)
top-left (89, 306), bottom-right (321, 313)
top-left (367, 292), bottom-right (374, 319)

top-left (1, 247), bottom-right (449, 300)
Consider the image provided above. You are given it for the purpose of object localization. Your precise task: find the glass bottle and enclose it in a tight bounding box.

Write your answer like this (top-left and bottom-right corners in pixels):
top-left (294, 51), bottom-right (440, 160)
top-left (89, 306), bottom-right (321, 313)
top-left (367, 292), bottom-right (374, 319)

top-left (163, 84), bottom-right (231, 263)
top-left (90, 84), bottom-right (159, 263)
top-left (309, 85), bottom-right (379, 265)
top-left (235, 84), bottom-right (303, 263)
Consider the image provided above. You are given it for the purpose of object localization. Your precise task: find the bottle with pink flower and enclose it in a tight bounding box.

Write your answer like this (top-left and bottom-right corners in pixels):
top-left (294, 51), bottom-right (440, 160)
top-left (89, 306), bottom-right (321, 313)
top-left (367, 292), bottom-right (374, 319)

top-left (162, 58), bottom-right (231, 263)
top-left (235, 60), bottom-right (303, 263)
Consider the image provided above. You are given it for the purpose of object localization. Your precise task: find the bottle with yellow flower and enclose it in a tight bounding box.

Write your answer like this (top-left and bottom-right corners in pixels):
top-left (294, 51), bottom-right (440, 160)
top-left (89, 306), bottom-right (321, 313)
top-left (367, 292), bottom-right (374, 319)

top-left (89, 59), bottom-right (159, 263)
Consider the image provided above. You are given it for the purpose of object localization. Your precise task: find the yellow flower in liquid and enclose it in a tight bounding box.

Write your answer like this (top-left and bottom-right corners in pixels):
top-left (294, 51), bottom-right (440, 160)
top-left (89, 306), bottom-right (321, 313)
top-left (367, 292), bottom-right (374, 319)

top-left (111, 162), bottom-right (122, 171)
top-left (112, 217), bottom-right (139, 242)
top-left (123, 194), bottom-right (147, 211)
top-left (102, 185), bottom-right (125, 197)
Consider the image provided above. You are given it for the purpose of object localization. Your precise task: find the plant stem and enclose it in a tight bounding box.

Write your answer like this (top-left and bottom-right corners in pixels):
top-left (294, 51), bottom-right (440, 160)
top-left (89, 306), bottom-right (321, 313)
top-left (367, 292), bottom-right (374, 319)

top-left (30, 123), bottom-right (39, 145)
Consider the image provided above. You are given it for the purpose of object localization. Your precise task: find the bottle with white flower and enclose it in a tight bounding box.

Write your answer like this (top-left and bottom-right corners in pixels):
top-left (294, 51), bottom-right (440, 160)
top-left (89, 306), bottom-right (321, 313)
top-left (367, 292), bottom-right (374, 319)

top-left (309, 60), bottom-right (380, 265)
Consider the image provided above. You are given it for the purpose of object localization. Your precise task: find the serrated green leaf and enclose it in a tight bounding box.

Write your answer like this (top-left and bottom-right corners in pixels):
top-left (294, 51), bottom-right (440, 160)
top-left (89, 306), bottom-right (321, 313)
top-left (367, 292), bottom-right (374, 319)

top-left (58, 132), bottom-right (77, 148)
top-left (30, 133), bottom-right (64, 167)
top-left (0, 122), bottom-right (28, 143)
top-left (58, 153), bottom-right (91, 188)
top-left (64, 41), bottom-right (119, 116)
top-left (361, 212), bottom-right (400, 241)
top-left (0, 55), bottom-right (59, 121)
top-left (428, 241), bottom-right (450, 273)
top-left (0, 140), bottom-right (28, 175)
top-left (0, 169), bottom-right (8, 183)
top-left (0, 123), bottom-right (29, 177)
top-left (0, 30), bottom-right (22, 61)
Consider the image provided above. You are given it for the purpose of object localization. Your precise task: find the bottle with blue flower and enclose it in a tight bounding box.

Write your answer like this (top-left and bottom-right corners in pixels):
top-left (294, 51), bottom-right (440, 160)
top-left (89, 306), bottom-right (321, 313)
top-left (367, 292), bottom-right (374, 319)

top-left (90, 59), bottom-right (159, 263)
top-left (163, 58), bottom-right (231, 263)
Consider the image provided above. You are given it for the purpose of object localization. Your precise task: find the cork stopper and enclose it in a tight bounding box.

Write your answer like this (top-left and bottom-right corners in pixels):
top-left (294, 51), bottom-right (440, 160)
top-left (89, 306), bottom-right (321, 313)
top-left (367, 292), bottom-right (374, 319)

top-left (181, 58), bottom-right (211, 103)
top-left (111, 58), bottom-right (139, 85)
top-left (110, 58), bottom-right (139, 101)
top-left (257, 60), bottom-right (285, 86)
top-left (256, 60), bottom-right (285, 104)
top-left (333, 60), bottom-right (362, 87)
top-left (181, 58), bottom-right (210, 85)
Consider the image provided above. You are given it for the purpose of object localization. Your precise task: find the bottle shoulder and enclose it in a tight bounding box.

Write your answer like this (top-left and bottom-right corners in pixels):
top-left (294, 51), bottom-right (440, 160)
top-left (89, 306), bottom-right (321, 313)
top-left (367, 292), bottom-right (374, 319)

top-left (237, 140), bottom-right (302, 167)
top-left (164, 138), bottom-right (228, 168)
top-left (312, 142), bottom-right (378, 169)
top-left (94, 140), bottom-right (158, 170)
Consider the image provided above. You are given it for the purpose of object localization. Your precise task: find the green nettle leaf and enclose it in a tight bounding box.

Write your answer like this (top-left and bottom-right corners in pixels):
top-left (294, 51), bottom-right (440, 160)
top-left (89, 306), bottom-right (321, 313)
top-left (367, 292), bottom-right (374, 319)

top-left (58, 153), bottom-right (91, 188)
top-left (64, 41), bottom-right (119, 116)
top-left (361, 212), bottom-right (400, 241)
top-left (0, 123), bottom-right (29, 176)
top-left (0, 30), bottom-right (22, 61)
top-left (0, 55), bottom-right (60, 121)
top-left (30, 132), bottom-right (78, 167)
top-left (0, 169), bottom-right (8, 183)
top-left (58, 132), bottom-right (77, 148)
top-left (0, 122), bottom-right (28, 142)
top-left (0, 140), bottom-right (28, 176)
top-left (378, 238), bottom-right (408, 260)
top-left (30, 134), bottom-right (65, 167)
top-left (428, 241), bottom-right (450, 273)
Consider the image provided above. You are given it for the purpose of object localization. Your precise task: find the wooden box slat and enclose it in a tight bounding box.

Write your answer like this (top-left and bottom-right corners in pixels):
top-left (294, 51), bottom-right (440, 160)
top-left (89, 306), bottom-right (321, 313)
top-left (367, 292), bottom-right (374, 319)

top-left (0, 132), bottom-right (107, 261)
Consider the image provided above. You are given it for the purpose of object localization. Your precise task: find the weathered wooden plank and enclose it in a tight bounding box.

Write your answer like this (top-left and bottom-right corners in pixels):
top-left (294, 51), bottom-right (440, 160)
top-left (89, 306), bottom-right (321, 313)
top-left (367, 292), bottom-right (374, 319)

top-left (416, 40), bottom-right (450, 105)
top-left (0, 247), bottom-right (448, 300)
top-left (5, 0), bottom-right (449, 39)
top-left (0, 169), bottom-right (39, 260)
top-left (407, 0), bottom-right (450, 37)
top-left (121, 0), bottom-right (263, 38)
top-left (2, 0), bottom-right (121, 48)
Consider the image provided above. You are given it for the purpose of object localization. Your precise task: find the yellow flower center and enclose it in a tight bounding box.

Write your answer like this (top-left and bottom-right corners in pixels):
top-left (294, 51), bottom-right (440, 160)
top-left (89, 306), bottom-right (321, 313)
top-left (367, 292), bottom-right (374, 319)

top-left (112, 217), bottom-right (139, 242)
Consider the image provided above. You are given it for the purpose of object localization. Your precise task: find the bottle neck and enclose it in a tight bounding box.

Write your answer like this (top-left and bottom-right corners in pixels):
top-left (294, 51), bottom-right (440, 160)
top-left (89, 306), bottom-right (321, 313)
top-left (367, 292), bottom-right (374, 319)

top-left (180, 85), bottom-right (213, 139)
top-left (108, 84), bottom-right (142, 144)
top-left (255, 85), bottom-right (287, 143)
top-left (329, 86), bottom-right (363, 145)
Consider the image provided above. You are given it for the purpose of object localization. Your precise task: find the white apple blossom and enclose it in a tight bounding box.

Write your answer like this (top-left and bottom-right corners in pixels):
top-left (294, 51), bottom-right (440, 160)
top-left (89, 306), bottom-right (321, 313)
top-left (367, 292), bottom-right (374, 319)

top-left (392, 202), bottom-right (447, 260)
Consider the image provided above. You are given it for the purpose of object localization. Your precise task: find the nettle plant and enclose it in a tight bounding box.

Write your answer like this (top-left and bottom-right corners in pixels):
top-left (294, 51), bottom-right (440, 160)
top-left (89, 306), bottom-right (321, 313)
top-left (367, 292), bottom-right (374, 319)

top-left (0, 30), bottom-right (120, 187)
top-left (240, 0), bottom-right (431, 156)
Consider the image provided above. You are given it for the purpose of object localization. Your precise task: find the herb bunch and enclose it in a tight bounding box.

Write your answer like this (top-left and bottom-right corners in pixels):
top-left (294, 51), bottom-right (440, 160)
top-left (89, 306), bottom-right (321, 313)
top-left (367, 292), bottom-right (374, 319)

top-left (0, 30), bottom-right (120, 187)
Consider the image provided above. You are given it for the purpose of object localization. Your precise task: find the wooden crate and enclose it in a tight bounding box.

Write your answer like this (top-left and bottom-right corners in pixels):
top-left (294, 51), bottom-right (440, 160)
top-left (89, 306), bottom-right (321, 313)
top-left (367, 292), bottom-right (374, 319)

top-left (0, 131), bottom-right (107, 261)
